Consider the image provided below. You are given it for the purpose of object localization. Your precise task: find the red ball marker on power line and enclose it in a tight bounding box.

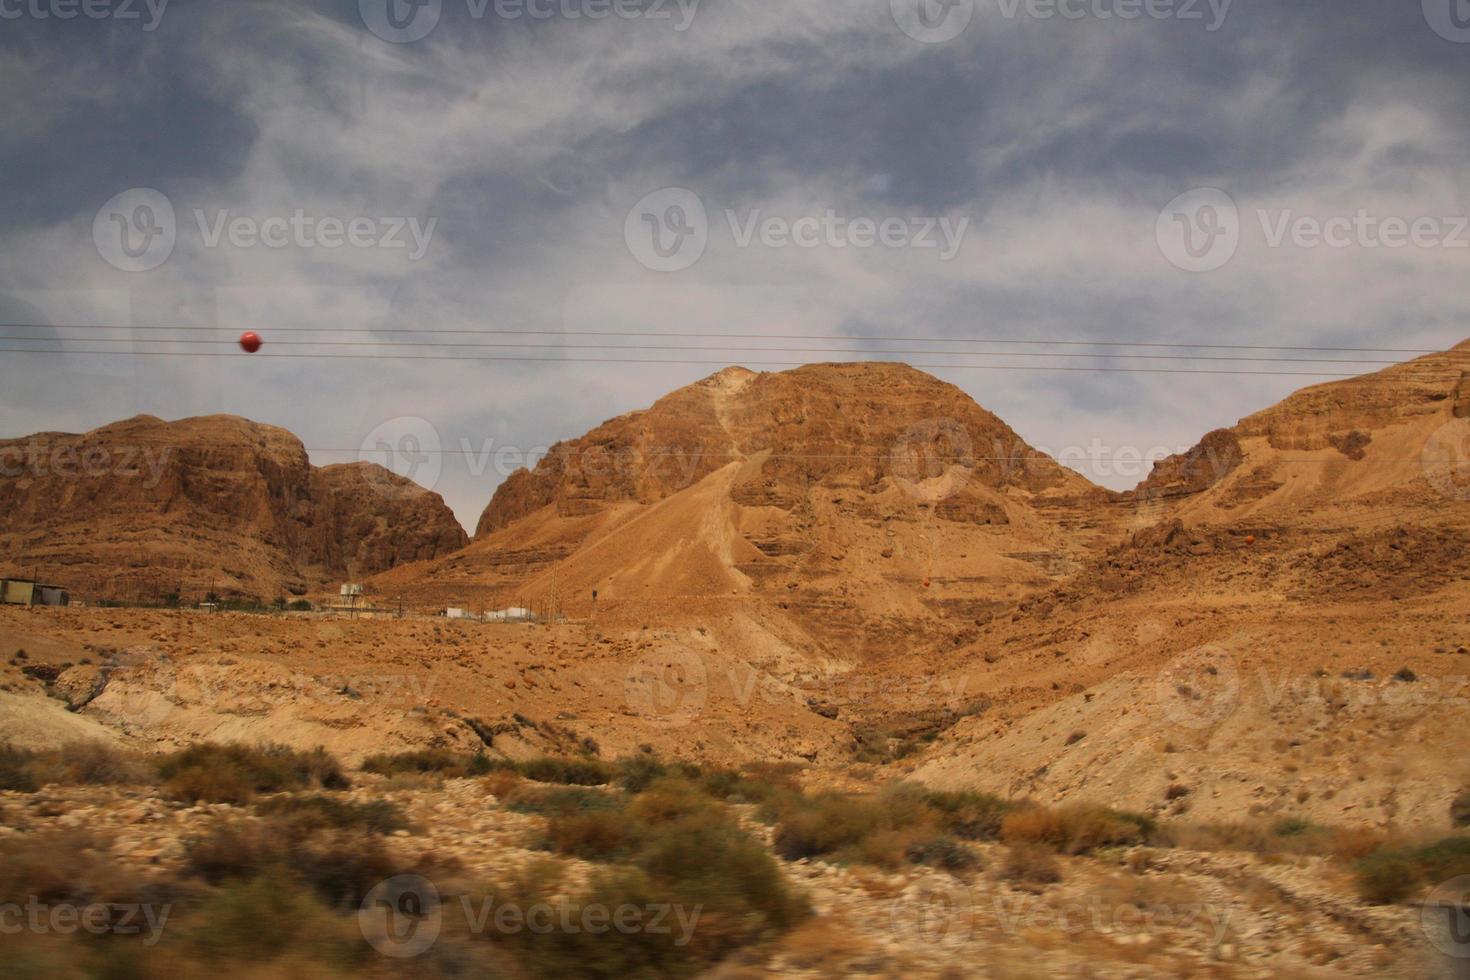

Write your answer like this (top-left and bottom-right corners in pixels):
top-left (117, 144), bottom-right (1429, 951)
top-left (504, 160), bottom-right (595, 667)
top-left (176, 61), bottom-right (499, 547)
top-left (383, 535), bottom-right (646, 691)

top-left (238, 331), bottom-right (262, 353)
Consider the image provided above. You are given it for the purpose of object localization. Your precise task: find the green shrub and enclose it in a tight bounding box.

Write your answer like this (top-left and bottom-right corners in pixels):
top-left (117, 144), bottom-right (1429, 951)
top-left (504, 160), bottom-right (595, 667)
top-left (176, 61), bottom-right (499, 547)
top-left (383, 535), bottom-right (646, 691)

top-left (1272, 817), bottom-right (1317, 838)
top-left (635, 806), bottom-right (810, 950)
top-left (700, 765), bottom-right (799, 806)
top-left (1353, 835), bottom-right (1470, 904)
top-left (766, 783), bottom-right (1026, 869)
top-left (51, 742), bottom-right (153, 786)
top-left (850, 726), bottom-right (928, 763)
top-left (158, 743), bottom-right (347, 804)
top-left (999, 804), bottom-right (1154, 855)
top-left (615, 754), bottom-right (669, 793)
top-left (1452, 790), bottom-right (1470, 829)
top-left (627, 779), bottom-right (711, 825)
top-left (254, 795), bottom-right (407, 835)
top-left (772, 792), bottom-right (893, 861)
top-left (0, 829), bottom-right (154, 907)
top-left (518, 756), bottom-right (616, 786)
top-left (508, 777), bottom-right (809, 976)
top-left (489, 867), bottom-right (701, 979)
top-left (906, 835), bottom-right (982, 871)
top-left (999, 842), bottom-right (1063, 884)
top-left (1415, 835), bottom-right (1470, 883)
top-left (187, 872), bottom-right (362, 966)
top-left (0, 742), bottom-right (152, 791)
top-left (505, 784), bottom-right (622, 816)
top-left (0, 744), bottom-right (38, 792)
top-left (1355, 850), bottom-right (1423, 905)
top-left (546, 808), bottom-right (645, 861)
top-left (185, 817), bottom-right (408, 908)
top-left (923, 789), bottom-right (1018, 841)
top-left (361, 749), bottom-right (492, 779)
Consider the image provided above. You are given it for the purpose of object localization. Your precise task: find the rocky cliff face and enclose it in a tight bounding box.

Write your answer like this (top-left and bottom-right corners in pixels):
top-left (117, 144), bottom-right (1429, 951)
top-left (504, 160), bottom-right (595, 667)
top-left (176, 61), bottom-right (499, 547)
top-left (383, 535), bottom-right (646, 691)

top-left (311, 463), bottom-right (469, 575)
top-left (1126, 340), bottom-right (1470, 520)
top-left (0, 415), bottom-right (466, 599)
top-left (1130, 429), bottom-right (1244, 502)
top-left (477, 362), bottom-right (1099, 537)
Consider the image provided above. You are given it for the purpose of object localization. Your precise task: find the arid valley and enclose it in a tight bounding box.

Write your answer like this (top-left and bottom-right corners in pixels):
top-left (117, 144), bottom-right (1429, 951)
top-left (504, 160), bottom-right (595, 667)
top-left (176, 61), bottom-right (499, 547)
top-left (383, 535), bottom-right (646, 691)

top-left (4, 350), bottom-right (1470, 977)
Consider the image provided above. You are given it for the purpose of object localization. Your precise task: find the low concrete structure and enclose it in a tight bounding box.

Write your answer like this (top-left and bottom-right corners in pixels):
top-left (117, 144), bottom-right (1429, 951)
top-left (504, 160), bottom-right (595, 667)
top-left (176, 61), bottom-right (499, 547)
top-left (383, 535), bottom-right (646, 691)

top-left (0, 579), bottom-right (69, 607)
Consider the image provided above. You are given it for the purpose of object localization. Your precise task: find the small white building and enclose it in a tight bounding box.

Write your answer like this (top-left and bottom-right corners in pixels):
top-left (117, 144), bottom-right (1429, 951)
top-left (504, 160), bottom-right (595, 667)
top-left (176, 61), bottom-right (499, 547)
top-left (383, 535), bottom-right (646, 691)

top-left (485, 607), bottom-right (535, 623)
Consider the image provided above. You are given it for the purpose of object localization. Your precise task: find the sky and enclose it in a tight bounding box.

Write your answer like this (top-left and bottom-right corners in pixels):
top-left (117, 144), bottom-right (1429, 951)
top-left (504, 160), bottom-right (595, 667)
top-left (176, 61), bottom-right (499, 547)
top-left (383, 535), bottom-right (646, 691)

top-left (2, 0), bottom-right (1468, 531)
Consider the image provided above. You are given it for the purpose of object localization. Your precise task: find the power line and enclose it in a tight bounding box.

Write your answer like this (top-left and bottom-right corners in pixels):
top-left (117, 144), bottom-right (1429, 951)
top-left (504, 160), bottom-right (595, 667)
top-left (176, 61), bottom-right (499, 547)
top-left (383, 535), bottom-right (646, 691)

top-left (0, 336), bottom-right (1419, 366)
top-left (0, 346), bottom-right (1432, 378)
top-left (307, 447), bottom-right (1458, 464)
top-left (0, 323), bottom-right (1452, 356)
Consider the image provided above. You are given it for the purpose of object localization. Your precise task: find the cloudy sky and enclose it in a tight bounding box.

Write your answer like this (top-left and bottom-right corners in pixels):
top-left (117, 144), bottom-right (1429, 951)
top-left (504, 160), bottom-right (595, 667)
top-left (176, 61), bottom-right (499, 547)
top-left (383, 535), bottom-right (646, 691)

top-left (2, 0), bottom-right (1468, 529)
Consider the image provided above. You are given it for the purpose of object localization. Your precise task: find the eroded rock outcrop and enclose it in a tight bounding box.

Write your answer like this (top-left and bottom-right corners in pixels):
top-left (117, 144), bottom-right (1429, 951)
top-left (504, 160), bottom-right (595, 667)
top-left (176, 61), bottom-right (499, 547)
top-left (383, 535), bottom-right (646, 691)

top-left (0, 415), bottom-right (466, 599)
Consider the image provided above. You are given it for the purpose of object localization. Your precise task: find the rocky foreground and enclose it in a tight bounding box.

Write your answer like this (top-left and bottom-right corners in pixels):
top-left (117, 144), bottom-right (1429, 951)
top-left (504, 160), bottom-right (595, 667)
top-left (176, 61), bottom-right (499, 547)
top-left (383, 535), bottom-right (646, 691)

top-left (0, 743), bottom-right (1459, 979)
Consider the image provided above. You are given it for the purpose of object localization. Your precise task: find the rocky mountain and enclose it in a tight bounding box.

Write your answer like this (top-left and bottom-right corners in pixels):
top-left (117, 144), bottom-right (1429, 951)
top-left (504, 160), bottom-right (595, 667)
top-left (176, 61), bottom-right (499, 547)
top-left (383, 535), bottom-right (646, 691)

top-left (0, 415), bottom-right (467, 599)
top-left (897, 342), bottom-right (1470, 823)
top-left (477, 363), bottom-right (1099, 536)
top-left (1131, 340), bottom-right (1470, 519)
top-left (311, 462), bottom-right (470, 575)
top-left (379, 363), bottom-right (1114, 661)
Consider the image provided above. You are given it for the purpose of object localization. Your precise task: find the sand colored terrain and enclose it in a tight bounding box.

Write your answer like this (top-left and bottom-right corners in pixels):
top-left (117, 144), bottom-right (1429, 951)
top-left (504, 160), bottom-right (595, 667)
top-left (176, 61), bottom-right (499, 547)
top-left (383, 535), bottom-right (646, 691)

top-left (5, 351), bottom-right (1470, 976)
top-left (2, 350), bottom-right (1470, 838)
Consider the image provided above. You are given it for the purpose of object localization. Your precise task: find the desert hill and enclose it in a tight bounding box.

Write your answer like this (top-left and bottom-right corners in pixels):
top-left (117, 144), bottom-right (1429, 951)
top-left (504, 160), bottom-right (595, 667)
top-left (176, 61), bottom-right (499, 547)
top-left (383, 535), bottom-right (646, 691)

top-left (477, 363), bottom-right (1099, 534)
top-left (897, 342), bottom-right (1470, 828)
top-left (0, 414), bottom-right (467, 599)
top-left (1131, 341), bottom-right (1470, 519)
top-left (375, 362), bottom-right (1115, 660)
